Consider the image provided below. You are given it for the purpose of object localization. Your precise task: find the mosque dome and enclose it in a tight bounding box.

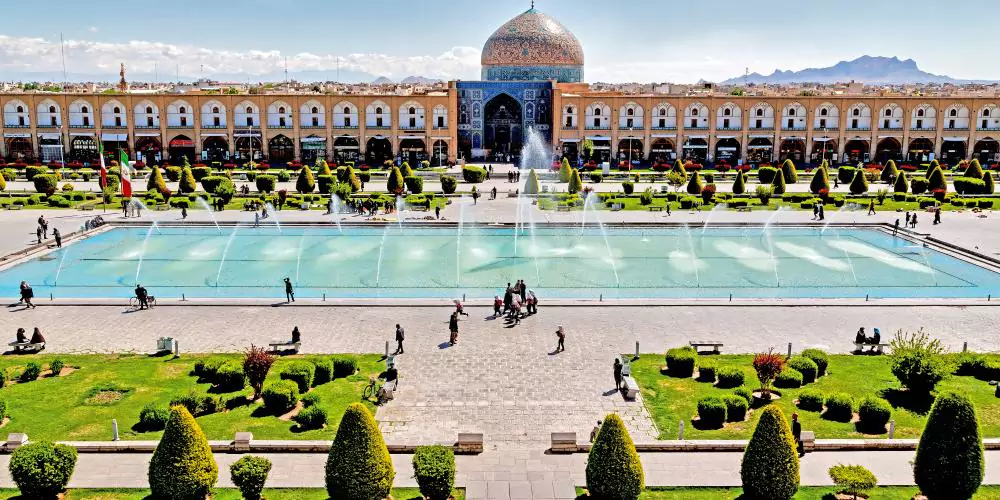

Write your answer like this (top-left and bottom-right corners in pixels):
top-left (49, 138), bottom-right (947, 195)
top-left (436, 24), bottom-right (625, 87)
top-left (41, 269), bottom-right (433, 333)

top-left (481, 8), bottom-right (584, 83)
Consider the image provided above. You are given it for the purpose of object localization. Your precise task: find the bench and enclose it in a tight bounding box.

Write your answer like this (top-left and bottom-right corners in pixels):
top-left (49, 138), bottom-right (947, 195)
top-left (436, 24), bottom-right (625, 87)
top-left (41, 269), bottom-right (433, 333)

top-left (556, 205), bottom-right (572, 212)
top-left (153, 205), bottom-right (170, 211)
top-left (621, 376), bottom-right (639, 400)
top-left (800, 430), bottom-right (815, 453)
top-left (736, 206), bottom-right (752, 212)
top-left (80, 204), bottom-right (95, 211)
top-left (550, 432), bottom-right (578, 453)
top-left (7, 341), bottom-right (44, 353)
top-left (689, 341), bottom-right (723, 354)
top-left (5, 204), bottom-right (22, 210)
top-left (854, 343), bottom-right (889, 354)
top-left (268, 341), bottom-right (300, 354)
top-left (456, 433), bottom-right (484, 454)
top-left (648, 206), bottom-right (665, 212)
top-left (610, 203), bottom-right (624, 211)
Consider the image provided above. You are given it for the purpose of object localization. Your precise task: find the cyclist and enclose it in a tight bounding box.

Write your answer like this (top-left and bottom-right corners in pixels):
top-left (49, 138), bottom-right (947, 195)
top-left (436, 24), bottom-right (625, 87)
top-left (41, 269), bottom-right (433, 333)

top-left (135, 284), bottom-right (150, 310)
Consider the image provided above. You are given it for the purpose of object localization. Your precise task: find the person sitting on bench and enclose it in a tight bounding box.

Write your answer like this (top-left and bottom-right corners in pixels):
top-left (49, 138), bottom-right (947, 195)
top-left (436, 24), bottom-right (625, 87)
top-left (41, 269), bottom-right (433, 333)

top-left (854, 327), bottom-right (866, 345)
top-left (14, 328), bottom-right (26, 344)
top-left (291, 326), bottom-right (301, 344)
top-left (869, 328), bottom-right (881, 349)
top-left (29, 327), bottom-right (45, 345)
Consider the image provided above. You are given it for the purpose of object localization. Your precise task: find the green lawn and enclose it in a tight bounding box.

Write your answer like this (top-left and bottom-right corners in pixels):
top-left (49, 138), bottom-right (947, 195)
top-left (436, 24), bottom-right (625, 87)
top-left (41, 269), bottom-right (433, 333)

top-left (631, 353), bottom-right (1000, 440)
top-left (0, 488), bottom-right (463, 500)
top-left (574, 486), bottom-right (1000, 499)
top-left (0, 354), bottom-right (385, 441)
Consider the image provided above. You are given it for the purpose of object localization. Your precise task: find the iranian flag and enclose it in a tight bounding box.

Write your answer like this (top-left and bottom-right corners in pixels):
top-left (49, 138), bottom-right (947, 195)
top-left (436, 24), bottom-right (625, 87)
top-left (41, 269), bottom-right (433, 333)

top-left (98, 144), bottom-right (107, 189)
top-left (119, 150), bottom-right (133, 197)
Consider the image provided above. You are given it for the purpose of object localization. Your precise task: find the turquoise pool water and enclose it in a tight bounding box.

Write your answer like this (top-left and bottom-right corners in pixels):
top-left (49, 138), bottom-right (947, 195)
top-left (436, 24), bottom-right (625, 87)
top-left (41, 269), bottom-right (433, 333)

top-left (2, 225), bottom-right (998, 299)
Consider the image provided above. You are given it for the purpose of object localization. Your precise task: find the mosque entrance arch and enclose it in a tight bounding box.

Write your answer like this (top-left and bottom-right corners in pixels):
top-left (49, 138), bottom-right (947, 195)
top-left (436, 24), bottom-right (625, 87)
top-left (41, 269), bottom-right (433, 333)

top-left (484, 93), bottom-right (522, 157)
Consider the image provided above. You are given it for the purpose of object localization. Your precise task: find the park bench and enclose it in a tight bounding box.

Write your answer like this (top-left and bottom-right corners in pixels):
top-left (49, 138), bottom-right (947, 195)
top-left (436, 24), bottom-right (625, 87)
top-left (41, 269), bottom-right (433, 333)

top-left (854, 342), bottom-right (889, 354)
top-left (5, 204), bottom-right (22, 210)
top-left (79, 204), bottom-right (95, 211)
top-left (556, 205), bottom-right (572, 212)
top-left (621, 376), bottom-right (639, 400)
top-left (735, 206), bottom-right (752, 212)
top-left (550, 432), bottom-right (578, 453)
top-left (610, 203), bottom-right (624, 211)
top-left (648, 206), bottom-right (664, 212)
top-left (689, 341), bottom-right (724, 354)
top-left (7, 341), bottom-right (44, 353)
top-left (268, 340), bottom-right (300, 354)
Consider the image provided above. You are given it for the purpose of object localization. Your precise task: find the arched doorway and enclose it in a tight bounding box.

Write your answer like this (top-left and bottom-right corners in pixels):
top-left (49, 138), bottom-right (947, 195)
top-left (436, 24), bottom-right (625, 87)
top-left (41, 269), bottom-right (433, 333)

top-left (202, 137), bottom-right (229, 163)
top-left (431, 140), bottom-right (449, 166)
top-left (168, 135), bottom-right (195, 165)
top-left (714, 138), bottom-right (740, 165)
top-left (941, 140), bottom-right (967, 164)
top-left (333, 136), bottom-right (360, 164)
top-left (974, 139), bottom-right (999, 164)
top-left (399, 138), bottom-right (427, 165)
top-left (908, 138), bottom-right (934, 163)
top-left (561, 141), bottom-right (579, 163)
top-left (101, 136), bottom-right (129, 164)
top-left (5, 137), bottom-right (33, 162)
top-left (484, 93), bottom-right (522, 157)
top-left (37, 135), bottom-right (63, 163)
top-left (811, 139), bottom-right (837, 164)
top-left (135, 137), bottom-right (162, 166)
top-left (617, 139), bottom-right (643, 166)
top-left (844, 139), bottom-right (870, 163)
top-left (681, 138), bottom-right (708, 163)
top-left (300, 135), bottom-right (327, 166)
top-left (235, 136), bottom-right (262, 164)
top-left (650, 138), bottom-right (675, 163)
top-left (69, 136), bottom-right (98, 164)
top-left (747, 138), bottom-right (773, 164)
top-left (458, 137), bottom-right (472, 163)
top-left (268, 135), bottom-right (295, 165)
top-left (779, 139), bottom-right (805, 163)
top-left (365, 137), bottom-right (392, 165)
top-left (875, 138), bottom-right (902, 164)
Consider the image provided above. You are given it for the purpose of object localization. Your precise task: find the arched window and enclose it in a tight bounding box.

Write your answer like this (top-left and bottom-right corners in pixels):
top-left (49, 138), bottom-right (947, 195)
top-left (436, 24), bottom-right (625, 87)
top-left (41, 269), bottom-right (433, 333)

top-left (594, 108), bottom-right (601, 116)
top-left (146, 106), bottom-right (153, 114)
top-left (180, 106), bottom-right (187, 113)
top-left (212, 107), bottom-right (219, 113)
top-left (16, 106), bottom-right (23, 113)
top-left (885, 109), bottom-right (892, 117)
top-left (409, 107), bottom-right (416, 115)
top-left (723, 108), bottom-right (731, 116)
top-left (853, 108), bottom-right (860, 116)
top-left (312, 106), bottom-right (318, 113)
top-left (344, 106), bottom-right (351, 114)
top-left (691, 108), bottom-right (698, 116)
top-left (246, 106), bottom-right (253, 114)
top-left (376, 107), bottom-right (383, 114)
top-left (756, 108), bottom-right (764, 117)
top-left (820, 108), bottom-right (828, 116)
top-left (626, 108), bottom-right (634, 116)
top-left (566, 106), bottom-right (573, 114)
top-left (950, 108), bottom-right (958, 117)
top-left (278, 107), bottom-right (285, 113)
top-left (917, 109), bottom-right (924, 117)
top-left (984, 109), bottom-right (991, 117)
top-left (659, 108), bottom-right (666, 116)
top-left (49, 106), bottom-right (56, 113)
top-left (114, 107), bottom-right (120, 114)
top-left (788, 109), bottom-right (796, 116)
top-left (82, 106), bottom-right (88, 113)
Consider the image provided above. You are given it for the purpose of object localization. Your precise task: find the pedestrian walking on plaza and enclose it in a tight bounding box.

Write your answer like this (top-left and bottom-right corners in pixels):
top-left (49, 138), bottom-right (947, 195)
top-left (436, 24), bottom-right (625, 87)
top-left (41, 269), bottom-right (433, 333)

top-left (283, 277), bottom-right (295, 303)
top-left (818, 203), bottom-right (824, 221)
top-left (503, 283), bottom-right (513, 315)
top-left (449, 312), bottom-right (459, 345)
top-left (519, 280), bottom-right (527, 303)
top-left (614, 357), bottom-right (623, 390)
top-left (893, 218), bottom-right (900, 236)
top-left (911, 213), bottom-right (918, 228)
top-left (867, 199), bottom-right (876, 216)
top-left (394, 323), bottom-right (405, 354)
top-left (493, 295), bottom-right (502, 317)
top-left (135, 202), bottom-right (142, 218)
top-left (791, 413), bottom-right (803, 456)
top-left (181, 207), bottom-right (188, 220)
top-left (812, 205), bottom-right (818, 220)
top-left (254, 211), bottom-right (260, 228)
top-left (934, 207), bottom-right (941, 225)
top-left (36, 226), bottom-right (43, 245)
top-left (38, 216), bottom-right (48, 239)
top-left (435, 205), bottom-right (441, 220)
top-left (19, 281), bottom-right (35, 309)
top-left (53, 228), bottom-right (61, 248)
top-left (491, 186), bottom-right (497, 200)
top-left (554, 325), bottom-right (566, 353)
top-left (905, 212), bottom-right (911, 227)
top-left (122, 199), bottom-right (129, 218)
top-left (454, 299), bottom-right (469, 317)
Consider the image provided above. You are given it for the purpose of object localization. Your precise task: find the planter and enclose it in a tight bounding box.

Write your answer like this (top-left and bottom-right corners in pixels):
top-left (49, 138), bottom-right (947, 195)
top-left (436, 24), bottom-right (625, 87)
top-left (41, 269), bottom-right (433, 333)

top-left (752, 390), bottom-right (782, 403)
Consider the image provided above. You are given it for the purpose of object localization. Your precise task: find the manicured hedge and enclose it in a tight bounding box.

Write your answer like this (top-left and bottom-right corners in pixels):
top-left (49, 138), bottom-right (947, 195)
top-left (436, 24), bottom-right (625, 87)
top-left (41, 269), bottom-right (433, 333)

top-left (732, 386), bottom-right (753, 405)
top-left (800, 349), bottom-right (829, 377)
top-left (332, 356), bottom-right (358, 378)
top-left (724, 395), bottom-right (748, 422)
top-left (585, 413), bottom-right (644, 498)
top-left (741, 406), bottom-right (799, 499)
top-left (664, 347), bottom-right (697, 378)
top-left (293, 405), bottom-right (328, 429)
top-left (215, 360), bottom-right (246, 392)
top-left (262, 380), bottom-right (299, 413)
top-left (229, 455), bottom-right (272, 500)
top-left (787, 357), bottom-right (818, 384)
top-left (697, 396), bottom-right (727, 428)
top-left (716, 367), bottom-right (746, 388)
top-left (138, 403), bottom-right (169, 431)
top-left (797, 389), bottom-right (825, 412)
top-left (440, 175), bottom-right (457, 194)
top-left (857, 397), bottom-right (891, 432)
top-left (774, 369), bottom-right (803, 388)
top-left (280, 361), bottom-right (315, 393)
top-left (148, 406), bottom-right (218, 499)
top-left (697, 359), bottom-right (717, 382)
top-left (412, 445), bottom-right (456, 500)
top-left (462, 165), bottom-right (487, 183)
top-left (823, 393), bottom-right (854, 422)
top-left (325, 403), bottom-right (395, 499)
top-left (9, 441), bottom-right (77, 498)
top-left (914, 392), bottom-right (984, 499)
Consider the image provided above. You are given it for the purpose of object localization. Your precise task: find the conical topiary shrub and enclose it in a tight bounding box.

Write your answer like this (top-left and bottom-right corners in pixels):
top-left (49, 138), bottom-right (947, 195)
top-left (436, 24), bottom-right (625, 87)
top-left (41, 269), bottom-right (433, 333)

top-left (740, 405), bottom-right (799, 499)
top-left (148, 405), bottom-right (218, 499)
top-left (671, 159), bottom-right (688, 182)
top-left (781, 159), bottom-right (797, 184)
top-left (733, 171), bottom-right (746, 195)
top-left (296, 164), bottom-right (315, 194)
top-left (686, 171), bottom-right (703, 195)
top-left (325, 403), bottom-right (394, 499)
top-left (386, 166), bottom-right (404, 195)
top-left (809, 166), bottom-right (829, 194)
top-left (585, 413), bottom-right (644, 499)
top-left (559, 159), bottom-right (572, 183)
top-left (965, 159), bottom-right (984, 180)
top-left (985, 172), bottom-right (996, 195)
top-left (317, 159), bottom-right (332, 177)
top-left (849, 170), bottom-right (869, 195)
top-left (914, 392), bottom-right (984, 499)
top-left (894, 172), bottom-right (908, 193)
top-left (400, 161), bottom-right (414, 178)
top-left (346, 165), bottom-right (361, 192)
top-left (147, 165), bottom-right (167, 193)
top-left (568, 168), bottom-right (583, 194)
top-left (927, 166), bottom-right (947, 192)
top-left (524, 168), bottom-right (540, 194)
top-left (179, 166), bottom-right (197, 194)
top-left (881, 160), bottom-right (898, 183)
top-left (772, 169), bottom-right (787, 195)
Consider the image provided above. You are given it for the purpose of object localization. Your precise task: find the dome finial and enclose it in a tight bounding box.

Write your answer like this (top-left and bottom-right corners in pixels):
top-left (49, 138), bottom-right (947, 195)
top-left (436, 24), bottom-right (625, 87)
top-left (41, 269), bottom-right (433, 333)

top-left (530, 0), bottom-right (534, 9)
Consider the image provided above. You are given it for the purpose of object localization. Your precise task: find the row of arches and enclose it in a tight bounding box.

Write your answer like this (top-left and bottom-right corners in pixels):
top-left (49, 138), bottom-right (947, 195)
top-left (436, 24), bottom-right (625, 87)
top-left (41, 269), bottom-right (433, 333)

top-left (560, 102), bottom-right (1000, 132)
top-left (1, 99), bottom-right (449, 130)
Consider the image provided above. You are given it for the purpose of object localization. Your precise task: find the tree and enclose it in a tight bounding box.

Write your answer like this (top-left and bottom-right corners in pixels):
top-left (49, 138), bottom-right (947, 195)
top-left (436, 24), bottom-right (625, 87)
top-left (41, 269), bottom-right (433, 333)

top-left (325, 403), bottom-right (394, 499)
top-left (568, 168), bottom-right (583, 194)
top-left (686, 171), bottom-right (703, 195)
top-left (740, 405), bottom-right (800, 500)
top-left (345, 165), bottom-right (361, 193)
top-left (781, 159), bottom-right (798, 184)
top-left (809, 166), bottom-right (829, 194)
top-left (927, 159), bottom-right (940, 174)
top-left (585, 413), bottom-right (644, 499)
top-left (559, 159), bottom-right (573, 183)
top-left (849, 169), bottom-right (869, 195)
top-left (147, 165), bottom-right (167, 193)
top-left (148, 406), bottom-right (218, 499)
top-left (561, 156), bottom-right (572, 174)
top-left (829, 465), bottom-right (876, 500)
top-left (985, 172), bottom-right (996, 195)
top-left (965, 159), bottom-right (984, 179)
top-left (893, 172), bottom-right (908, 193)
top-left (524, 169), bottom-right (540, 195)
top-left (400, 161), bottom-right (414, 178)
top-left (889, 328), bottom-right (948, 395)
top-left (772, 169), bottom-right (787, 194)
top-left (733, 171), bottom-right (746, 195)
top-left (581, 139), bottom-right (594, 161)
top-left (9, 441), bottom-right (77, 498)
top-left (753, 348), bottom-right (785, 399)
top-left (914, 392), bottom-right (984, 499)
top-left (386, 166), bottom-right (404, 195)
top-left (671, 159), bottom-right (689, 182)
top-left (316, 159), bottom-right (332, 177)
top-left (927, 166), bottom-right (947, 192)
top-left (881, 160), bottom-right (898, 183)
top-left (179, 166), bottom-right (197, 194)
top-left (296, 164), bottom-right (315, 193)
top-left (243, 345), bottom-right (276, 400)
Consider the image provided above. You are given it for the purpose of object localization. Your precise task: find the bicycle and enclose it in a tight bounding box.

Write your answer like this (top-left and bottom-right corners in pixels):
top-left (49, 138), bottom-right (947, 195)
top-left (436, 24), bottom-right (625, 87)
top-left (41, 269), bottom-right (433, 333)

top-left (363, 375), bottom-right (399, 405)
top-left (363, 376), bottom-right (383, 401)
top-left (129, 295), bottom-right (157, 310)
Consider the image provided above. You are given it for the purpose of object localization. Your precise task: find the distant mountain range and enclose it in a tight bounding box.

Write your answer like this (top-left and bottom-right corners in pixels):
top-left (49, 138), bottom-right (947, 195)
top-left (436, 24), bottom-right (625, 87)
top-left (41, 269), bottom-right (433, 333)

top-left (721, 56), bottom-right (992, 85)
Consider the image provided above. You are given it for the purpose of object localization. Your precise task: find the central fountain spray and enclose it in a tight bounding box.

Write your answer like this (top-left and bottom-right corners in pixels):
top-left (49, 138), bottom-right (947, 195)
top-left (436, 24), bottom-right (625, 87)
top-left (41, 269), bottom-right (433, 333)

top-left (584, 192), bottom-right (621, 288)
top-left (194, 197), bottom-right (222, 234)
top-left (329, 194), bottom-right (343, 233)
top-left (215, 225), bottom-right (240, 287)
top-left (516, 127), bottom-right (552, 255)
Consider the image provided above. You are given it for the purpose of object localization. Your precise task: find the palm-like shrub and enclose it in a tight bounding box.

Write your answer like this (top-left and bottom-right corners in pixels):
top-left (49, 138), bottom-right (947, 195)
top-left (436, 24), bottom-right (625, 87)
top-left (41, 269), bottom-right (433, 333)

top-left (325, 403), bottom-right (395, 499)
top-left (914, 392), bottom-right (984, 499)
top-left (243, 345), bottom-right (276, 400)
top-left (585, 413), bottom-right (644, 499)
top-left (753, 349), bottom-right (785, 399)
top-left (148, 406), bottom-right (218, 499)
top-left (741, 405), bottom-right (799, 499)
top-left (889, 328), bottom-right (947, 394)
top-left (9, 441), bottom-right (77, 499)
top-left (829, 464), bottom-right (877, 500)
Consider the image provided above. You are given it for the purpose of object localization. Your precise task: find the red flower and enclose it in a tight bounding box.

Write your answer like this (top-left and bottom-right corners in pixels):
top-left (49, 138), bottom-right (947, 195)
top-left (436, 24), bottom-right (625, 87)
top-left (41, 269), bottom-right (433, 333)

top-left (224, 163), bottom-right (236, 169)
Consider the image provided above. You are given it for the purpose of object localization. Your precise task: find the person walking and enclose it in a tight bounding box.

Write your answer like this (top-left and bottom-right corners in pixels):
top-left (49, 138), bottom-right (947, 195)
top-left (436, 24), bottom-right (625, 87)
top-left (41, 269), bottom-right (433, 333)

top-left (818, 203), bottom-right (825, 221)
top-left (493, 295), bottom-right (502, 317)
top-left (38, 216), bottom-right (48, 239)
top-left (454, 299), bottom-right (469, 317)
top-left (812, 205), bottom-right (819, 220)
top-left (893, 218), bottom-right (900, 236)
top-left (181, 207), bottom-right (188, 220)
top-left (503, 283), bottom-right (513, 315)
top-left (554, 325), bottom-right (566, 353)
top-left (613, 357), bottom-right (623, 390)
top-left (791, 412), bottom-right (803, 456)
top-left (448, 312), bottom-right (459, 345)
top-left (491, 186), bottom-right (497, 200)
top-left (19, 281), bottom-right (35, 309)
top-left (911, 213), bottom-right (918, 228)
top-left (36, 226), bottom-right (43, 245)
top-left (934, 206), bottom-right (941, 225)
top-left (283, 277), bottom-right (295, 303)
top-left (867, 199), bottom-right (876, 216)
top-left (519, 280), bottom-right (527, 303)
top-left (53, 228), bottom-right (62, 248)
top-left (905, 212), bottom-right (911, 227)
top-left (435, 205), bottom-right (441, 220)
top-left (394, 324), bottom-right (405, 354)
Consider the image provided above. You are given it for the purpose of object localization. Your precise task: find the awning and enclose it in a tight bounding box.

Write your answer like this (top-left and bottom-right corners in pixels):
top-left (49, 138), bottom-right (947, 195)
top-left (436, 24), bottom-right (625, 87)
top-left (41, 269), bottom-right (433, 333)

top-left (368, 135), bottom-right (388, 140)
top-left (69, 132), bottom-right (94, 137)
top-left (169, 139), bottom-right (195, 148)
top-left (716, 135), bottom-right (736, 139)
top-left (780, 137), bottom-right (805, 141)
top-left (813, 137), bottom-right (834, 142)
top-left (592, 145), bottom-right (611, 150)
top-left (650, 134), bottom-right (676, 138)
top-left (942, 137), bottom-right (968, 142)
top-left (560, 138), bottom-right (580, 143)
top-left (585, 136), bottom-right (610, 141)
top-left (430, 137), bottom-right (451, 141)
top-left (398, 135), bottom-right (425, 140)
top-left (684, 135), bottom-right (707, 139)
top-left (334, 145), bottom-right (360, 150)
top-left (135, 132), bottom-right (160, 137)
top-left (3, 132), bottom-right (30, 138)
top-left (717, 147), bottom-right (738, 151)
top-left (748, 145), bottom-right (773, 149)
top-left (749, 134), bottom-right (773, 139)
top-left (101, 133), bottom-right (127, 141)
top-left (302, 142), bottom-right (326, 150)
top-left (201, 133), bottom-right (227, 137)
top-left (38, 133), bottom-right (61, 140)
top-left (877, 135), bottom-right (901, 139)
top-left (233, 131), bottom-right (260, 137)
top-left (683, 145), bottom-right (708, 149)
top-left (300, 137), bottom-right (326, 143)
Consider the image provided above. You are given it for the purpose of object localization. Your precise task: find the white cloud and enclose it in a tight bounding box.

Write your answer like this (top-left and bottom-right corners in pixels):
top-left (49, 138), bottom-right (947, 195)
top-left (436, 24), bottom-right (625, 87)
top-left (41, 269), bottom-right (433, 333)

top-left (0, 34), bottom-right (482, 80)
top-left (87, 27), bottom-right (99, 33)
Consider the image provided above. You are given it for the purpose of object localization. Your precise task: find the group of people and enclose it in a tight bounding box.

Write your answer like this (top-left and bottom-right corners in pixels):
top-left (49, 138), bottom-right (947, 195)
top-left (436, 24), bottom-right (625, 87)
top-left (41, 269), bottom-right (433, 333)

top-left (495, 280), bottom-right (538, 324)
top-left (345, 198), bottom-right (397, 217)
top-left (854, 327), bottom-right (881, 346)
top-left (120, 200), bottom-right (142, 218)
top-left (11, 327), bottom-right (45, 347)
top-left (34, 216), bottom-right (61, 247)
top-left (810, 203), bottom-right (826, 221)
top-left (507, 170), bottom-right (522, 183)
top-left (904, 212), bottom-right (920, 229)
top-left (17, 281), bottom-right (36, 309)
top-left (133, 284), bottom-right (151, 310)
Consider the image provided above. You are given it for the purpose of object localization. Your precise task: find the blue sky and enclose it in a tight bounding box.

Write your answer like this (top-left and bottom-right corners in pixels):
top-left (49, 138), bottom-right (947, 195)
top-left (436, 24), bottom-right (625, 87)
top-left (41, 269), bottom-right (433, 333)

top-left (2, 0), bottom-right (998, 82)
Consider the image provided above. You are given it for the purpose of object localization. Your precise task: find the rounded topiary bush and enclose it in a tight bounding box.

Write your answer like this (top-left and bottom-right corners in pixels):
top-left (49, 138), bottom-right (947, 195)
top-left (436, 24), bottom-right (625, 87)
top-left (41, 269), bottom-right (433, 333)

top-left (413, 445), bottom-right (456, 500)
top-left (325, 403), bottom-right (395, 500)
top-left (697, 359), bottom-right (717, 382)
top-left (774, 369), bottom-right (803, 389)
top-left (697, 396), bottom-right (727, 428)
top-left (215, 360), bottom-right (246, 392)
top-left (724, 395), bottom-right (749, 422)
top-left (787, 357), bottom-right (818, 384)
top-left (741, 405), bottom-right (799, 500)
top-left (280, 361), bottom-right (315, 393)
top-left (857, 397), bottom-right (891, 432)
top-left (797, 389), bottom-right (825, 412)
top-left (332, 356), bottom-right (358, 378)
top-left (139, 403), bottom-right (169, 431)
top-left (262, 380), bottom-right (299, 413)
top-left (148, 406), bottom-right (218, 500)
top-left (293, 405), bottom-right (328, 430)
top-left (915, 392), bottom-right (984, 499)
top-left (440, 175), bottom-right (457, 194)
top-left (823, 393), bottom-right (854, 422)
top-left (9, 441), bottom-right (77, 499)
top-left (733, 386), bottom-right (753, 405)
top-left (717, 367), bottom-right (746, 388)
top-left (230, 455), bottom-right (272, 500)
top-left (21, 362), bottom-right (41, 382)
top-left (312, 358), bottom-right (333, 386)
top-left (664, 347), bottom-right (697, 378)
top-left (585, 413), bottom-right (644, 499)
top-left (800, 349), bottom-right (829, 377)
